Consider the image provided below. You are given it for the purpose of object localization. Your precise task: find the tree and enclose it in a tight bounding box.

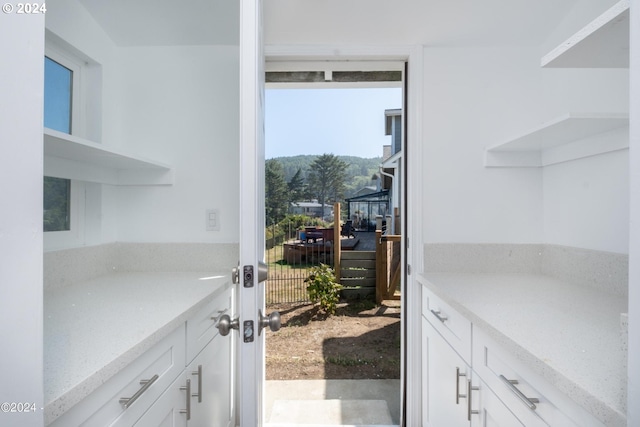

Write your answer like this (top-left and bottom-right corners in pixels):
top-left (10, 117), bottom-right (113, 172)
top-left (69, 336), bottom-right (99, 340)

top-left (287, 168), bottom-right (306, 203)
top-left (265, 159), bottom-right (289, 225)
top-left (307, 153), bottom-right (348, 217)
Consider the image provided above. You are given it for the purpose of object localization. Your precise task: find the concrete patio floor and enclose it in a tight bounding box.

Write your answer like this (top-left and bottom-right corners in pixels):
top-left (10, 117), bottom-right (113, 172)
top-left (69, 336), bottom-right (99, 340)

top-left (264, 379), bottom-right (400, 426)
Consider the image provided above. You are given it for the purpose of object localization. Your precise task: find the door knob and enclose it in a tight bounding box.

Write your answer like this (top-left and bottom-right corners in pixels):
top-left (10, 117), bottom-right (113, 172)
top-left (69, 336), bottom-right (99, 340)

top-left (216, 314), bottom-right (239, 336)
top-left (258, 309), bottom-right (281, 335)
top-left (257, 261), bottom-right (268, 283)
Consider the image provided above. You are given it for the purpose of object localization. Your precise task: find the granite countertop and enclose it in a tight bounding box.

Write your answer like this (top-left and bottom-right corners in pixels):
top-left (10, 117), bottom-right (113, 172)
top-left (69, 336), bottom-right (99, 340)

top-left (44, 271), bottom-right (229, 425)
top-left (418, 272), bottom-right (627, 427)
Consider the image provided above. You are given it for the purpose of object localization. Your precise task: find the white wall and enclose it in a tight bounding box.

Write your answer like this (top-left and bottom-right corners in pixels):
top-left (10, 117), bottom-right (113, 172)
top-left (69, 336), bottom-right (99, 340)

top-left (44, 0), bottom-right (241, 247)
top-left (421, 47), bottom-right (545, 244)
top-left (544, 148), bottom-right (629, 253)
top-left (0, 12), bottom-right (44, 427)
top-left (114, 45), bottom-right (240, 243)
top-left (420, 46), bottom-right (629, 251)
top-left (626, 0), bottom-right (639, 423)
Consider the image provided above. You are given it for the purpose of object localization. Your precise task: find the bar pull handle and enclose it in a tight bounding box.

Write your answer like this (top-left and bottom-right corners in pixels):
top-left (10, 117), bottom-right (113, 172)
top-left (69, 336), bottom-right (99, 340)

top-left (499, 375), bottom-right (540, 410)
top-left (192, 365), bottom-right (202, 403)
top-left (456, 367), bottom-right (466, 404)
top-left (430, 309), bottom-right (448, 323)
top-left (119, 374), bottom-right (159, 408)
top-left (467, 380), bottom-right (479, 421)
top-left (180, 378), bottom-right (192, 420)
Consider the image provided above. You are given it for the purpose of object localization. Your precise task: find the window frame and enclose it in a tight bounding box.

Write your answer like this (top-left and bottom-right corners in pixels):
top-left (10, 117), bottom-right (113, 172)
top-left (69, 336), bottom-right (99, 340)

top-left (43, 180), bottom-right (86, 249)
top-left (44, 43), bottom-right (83, 137)
top-left (43, 40), bottom-right (88, 248)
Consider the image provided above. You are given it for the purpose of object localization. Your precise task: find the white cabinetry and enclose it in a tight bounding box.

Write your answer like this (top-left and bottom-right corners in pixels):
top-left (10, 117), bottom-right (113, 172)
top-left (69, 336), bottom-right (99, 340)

top-left (184, 290), bottom-right (234, 427)
top-left (421, 285), bottom-right (602, 426)
top-left (472, 327), bottom-right (597, 427)
top-left (422, 318), bottom-right (470, 427)
top-left (132, 375), bottom-right (188, 427)
top-left (476, 378), bottom-right (525, 427)
top-left (49, 326), bottom-right (186, 427)
top-left (187, 334), bottom-right (233, 427)
top-left (422, 296), bottom-right (525, 426)
top-left (48, 284), bottom-right (233, 427)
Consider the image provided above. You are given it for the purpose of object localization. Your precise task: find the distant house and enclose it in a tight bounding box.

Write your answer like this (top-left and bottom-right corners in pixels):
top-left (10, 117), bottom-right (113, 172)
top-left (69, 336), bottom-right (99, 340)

top-left (385, 109), bottom-right (402, 156)
top-left (381, 108), bottom-right (403, 234)
top-left (290, 199), bottom-right (332, 219)
top-left (354, 185), bottom-right (378, 197)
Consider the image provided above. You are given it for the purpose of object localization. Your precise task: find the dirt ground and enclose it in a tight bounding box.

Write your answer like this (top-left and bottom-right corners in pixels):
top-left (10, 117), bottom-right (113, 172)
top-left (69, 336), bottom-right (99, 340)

top-left (265, 300), bottom-right (401, 380)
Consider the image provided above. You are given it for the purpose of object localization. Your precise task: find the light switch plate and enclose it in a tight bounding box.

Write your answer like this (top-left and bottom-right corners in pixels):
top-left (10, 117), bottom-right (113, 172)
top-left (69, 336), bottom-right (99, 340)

top-left (206, 209), bottom-right (220, 231)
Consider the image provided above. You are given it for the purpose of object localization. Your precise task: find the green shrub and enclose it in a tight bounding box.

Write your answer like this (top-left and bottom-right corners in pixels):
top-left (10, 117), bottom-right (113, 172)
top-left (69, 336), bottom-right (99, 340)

top-left (305, 264), bottom-right (343, 314)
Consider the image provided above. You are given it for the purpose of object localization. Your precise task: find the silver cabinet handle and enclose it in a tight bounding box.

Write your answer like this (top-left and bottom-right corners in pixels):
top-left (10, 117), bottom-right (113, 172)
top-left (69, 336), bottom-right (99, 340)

top-left (430, 309), bottom-right (448, 323)
top-left (192, 364), bottom-right (202, 403)
top-left (119, 374), bottom-right (159, 408)
top-left (456, 367), bottom-right (466, 404)
top-left (499, 375), bottom-right (540, 410)
top-left (467, 380), bottom-right (479, 421)
top-left (180, 378), bottom-right (191, 420)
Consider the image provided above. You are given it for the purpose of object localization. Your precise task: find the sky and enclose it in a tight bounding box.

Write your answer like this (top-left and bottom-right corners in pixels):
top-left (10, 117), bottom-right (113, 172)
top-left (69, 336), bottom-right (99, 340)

top-left (265, 87), bottom-right (402, 159)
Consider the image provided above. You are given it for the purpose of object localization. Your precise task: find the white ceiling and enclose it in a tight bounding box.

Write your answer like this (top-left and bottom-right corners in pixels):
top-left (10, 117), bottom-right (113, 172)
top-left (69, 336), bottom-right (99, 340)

top-left (264, 0), bottom-right (579, 47)
top-left (78, 0), bottom-right (239, 46)
top-left (76, 0), bottom-right (610, 50)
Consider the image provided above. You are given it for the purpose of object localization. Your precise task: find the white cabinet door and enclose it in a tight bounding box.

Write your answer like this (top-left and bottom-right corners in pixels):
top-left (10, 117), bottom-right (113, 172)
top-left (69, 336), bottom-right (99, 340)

top-left (188, 334), bottom-right (233, 427)
top-left (132, 375), bottom-right (188, 427)
top-left (474, 379), bottom-right (524, 427)
top-left (422, 317), bottom-right (470, 427)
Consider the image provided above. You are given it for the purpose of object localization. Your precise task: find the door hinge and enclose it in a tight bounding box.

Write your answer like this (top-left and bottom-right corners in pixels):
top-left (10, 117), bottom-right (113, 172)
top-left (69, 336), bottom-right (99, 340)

top-left (407, 264), bottom-right (412, 275)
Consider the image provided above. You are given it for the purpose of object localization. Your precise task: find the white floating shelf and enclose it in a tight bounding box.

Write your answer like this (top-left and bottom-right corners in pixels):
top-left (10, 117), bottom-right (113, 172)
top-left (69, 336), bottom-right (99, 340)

top-left (542, 0), bottom-right (629, 68)
top-left (485, 113), bottom-right (629, 168)
top-left (44, 128), bottom-right (174, 185)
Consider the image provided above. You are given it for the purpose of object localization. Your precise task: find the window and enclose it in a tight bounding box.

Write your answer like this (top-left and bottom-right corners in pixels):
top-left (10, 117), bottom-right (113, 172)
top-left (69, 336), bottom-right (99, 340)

top-left (44, 56), bottom-right (73, 134)
top-left (43, 177), bottom-right (70, 232)
top-left (44, 54), bottom-right (74, 232)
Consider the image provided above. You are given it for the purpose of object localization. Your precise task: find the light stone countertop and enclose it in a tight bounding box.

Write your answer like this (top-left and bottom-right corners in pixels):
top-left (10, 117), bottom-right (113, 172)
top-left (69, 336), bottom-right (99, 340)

top-left (44, 272), bottom-right (230, 424)
top-left (418, 272), bottom-right (627, 427)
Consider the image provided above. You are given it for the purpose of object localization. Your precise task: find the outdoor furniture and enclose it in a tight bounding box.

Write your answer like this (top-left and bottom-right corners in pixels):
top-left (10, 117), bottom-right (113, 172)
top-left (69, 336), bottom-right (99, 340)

top-left (304, 227), bottom-right (334, 243)
top-left (341, 220), bottom-right (356, 238)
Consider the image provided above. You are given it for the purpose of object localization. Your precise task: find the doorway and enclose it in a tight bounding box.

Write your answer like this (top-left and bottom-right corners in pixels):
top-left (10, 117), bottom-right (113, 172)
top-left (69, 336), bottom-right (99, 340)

top-left (262, 61), bottom-right (406, 426)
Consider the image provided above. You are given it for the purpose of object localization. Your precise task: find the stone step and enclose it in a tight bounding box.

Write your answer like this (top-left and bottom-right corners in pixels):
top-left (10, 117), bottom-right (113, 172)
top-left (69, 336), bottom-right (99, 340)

top-left (267, 399), bottom-right (393, 426)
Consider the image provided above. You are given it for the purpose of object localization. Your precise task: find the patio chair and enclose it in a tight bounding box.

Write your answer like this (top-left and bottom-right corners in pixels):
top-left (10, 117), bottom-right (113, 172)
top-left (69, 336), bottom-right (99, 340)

top-left (341, 220), bottom-right (356, 238)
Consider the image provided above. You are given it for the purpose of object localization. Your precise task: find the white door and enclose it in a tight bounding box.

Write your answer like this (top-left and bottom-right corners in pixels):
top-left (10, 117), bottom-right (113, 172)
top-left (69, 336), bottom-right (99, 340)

top-left (238, 0), bottom-right (269, 426)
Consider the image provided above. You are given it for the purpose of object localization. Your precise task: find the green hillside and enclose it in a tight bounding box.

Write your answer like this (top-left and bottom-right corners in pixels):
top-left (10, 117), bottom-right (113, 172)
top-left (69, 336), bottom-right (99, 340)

top-left (269, 154), bottom-right (383, 199)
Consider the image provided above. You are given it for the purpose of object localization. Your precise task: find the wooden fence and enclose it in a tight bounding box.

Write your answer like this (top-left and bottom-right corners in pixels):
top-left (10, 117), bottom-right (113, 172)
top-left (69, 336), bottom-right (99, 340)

top-left (375, 230), bottom-right (402, 304)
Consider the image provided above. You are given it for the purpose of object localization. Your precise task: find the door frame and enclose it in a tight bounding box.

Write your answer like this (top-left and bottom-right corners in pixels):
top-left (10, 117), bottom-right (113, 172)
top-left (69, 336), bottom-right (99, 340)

top-left (263, 44), bottom-right (425, 426)
top-left (238, 0), bottom-right (266, 425)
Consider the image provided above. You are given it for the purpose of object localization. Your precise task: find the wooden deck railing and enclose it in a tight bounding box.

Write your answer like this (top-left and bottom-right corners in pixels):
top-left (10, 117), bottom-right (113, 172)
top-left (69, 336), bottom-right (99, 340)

top-left (375, 230), bottom-right (402, 304)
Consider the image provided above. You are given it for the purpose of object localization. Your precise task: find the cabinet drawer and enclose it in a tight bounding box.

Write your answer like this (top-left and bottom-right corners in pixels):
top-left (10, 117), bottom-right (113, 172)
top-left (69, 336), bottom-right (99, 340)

top-left (49, 326), bottom-right (186, 427)
top-left (473, 328), bottom-right (601, 427)
top-left (422, 287), bottom-right (471, 362)
top-left (186, 282), bottom-right (232, 363)
top-left (132, 375), bottom-right (188, 427)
